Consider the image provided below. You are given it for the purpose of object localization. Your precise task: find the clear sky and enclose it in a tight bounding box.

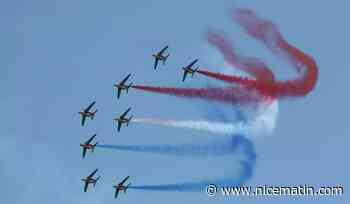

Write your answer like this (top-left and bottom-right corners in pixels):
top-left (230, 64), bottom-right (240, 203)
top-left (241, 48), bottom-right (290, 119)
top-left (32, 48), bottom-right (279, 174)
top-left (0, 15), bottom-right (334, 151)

top-left (2, 0), bottom-right (349, 203)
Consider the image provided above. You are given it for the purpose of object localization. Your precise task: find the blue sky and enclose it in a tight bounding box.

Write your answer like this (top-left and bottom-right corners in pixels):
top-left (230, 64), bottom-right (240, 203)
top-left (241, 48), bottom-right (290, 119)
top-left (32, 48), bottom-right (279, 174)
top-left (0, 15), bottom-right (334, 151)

top-left (2, 0), bottom-right (349, 203)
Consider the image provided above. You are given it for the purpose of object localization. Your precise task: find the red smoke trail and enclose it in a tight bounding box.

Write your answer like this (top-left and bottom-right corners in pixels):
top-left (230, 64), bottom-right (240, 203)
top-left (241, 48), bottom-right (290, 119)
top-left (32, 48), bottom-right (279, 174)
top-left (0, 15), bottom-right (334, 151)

top-left (197, 69), bottom-right (277, 98)
top-left (231, 8), bottom-right (319, 96)
top-left (197, 9), bottom-right (318, 98)
top-left (206, 31), bottom-right (275, 82)
top-left (132, 8), bottom-right (318, 104)
top-left (132, 85), bottom-right (262, 105)
top-left (197, 69), bottom-right (257, 87)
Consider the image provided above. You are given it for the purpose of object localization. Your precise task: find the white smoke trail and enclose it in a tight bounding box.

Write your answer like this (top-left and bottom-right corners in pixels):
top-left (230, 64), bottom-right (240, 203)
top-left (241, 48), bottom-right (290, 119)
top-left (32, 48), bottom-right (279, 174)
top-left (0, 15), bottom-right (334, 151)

top-left (133, 99), bottom-right (278, 138)
top-left (247, 99), bottom-right (279, 137)
top-left (133, 118), bottom-right (247, 134)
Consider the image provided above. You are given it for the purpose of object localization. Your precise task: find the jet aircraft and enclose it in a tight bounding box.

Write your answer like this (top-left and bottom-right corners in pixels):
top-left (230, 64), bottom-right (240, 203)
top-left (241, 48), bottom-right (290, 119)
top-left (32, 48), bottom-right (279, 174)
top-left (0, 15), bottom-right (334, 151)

top-left (114, 108), bottom-right (133, 132)
top-left (114, 74), bottom-right (133, 100)
top-left (152, 45), bottom-right (170, 70)
top-left (79, 101), bottom-right (98, 126)
top-left (81, 169), bottom-right (100, 192)
top-left (182, 59), bottom-right (200, 82)
top-left (113, 176), bottom-right (131, 198)
top-left (80, 134), bottom-right (98, 158)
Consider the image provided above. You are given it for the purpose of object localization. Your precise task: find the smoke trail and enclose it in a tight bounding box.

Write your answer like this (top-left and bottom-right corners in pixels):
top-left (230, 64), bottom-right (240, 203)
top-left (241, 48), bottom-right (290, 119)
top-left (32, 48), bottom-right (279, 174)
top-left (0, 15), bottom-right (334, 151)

top-left (132, 85), bottom-right (261, 105)
top-left (97, 135), bottom-right (256, 192)
top-left (206, 31), bottom-right (275, 82)
top-left (198, 69), bottom-right (256, 87)
top-left (201, 9), bottom-right (318, 98)
top-left (133, 99), bottom-right (278, 138)
top-left (130, 9), bottom-right (318, 106)
top-left (232, 8), bottom-right (319, 96)
top-left (129, 160), bottom-right (254, 192)
top-left (134, 118), bottom-right (247, 135)
top-left (97, 8), bottom-right (316, 193)
top-left (98, 136), bottom-right (239, 157)
top-left (96, 100), bottom-right (277, 191)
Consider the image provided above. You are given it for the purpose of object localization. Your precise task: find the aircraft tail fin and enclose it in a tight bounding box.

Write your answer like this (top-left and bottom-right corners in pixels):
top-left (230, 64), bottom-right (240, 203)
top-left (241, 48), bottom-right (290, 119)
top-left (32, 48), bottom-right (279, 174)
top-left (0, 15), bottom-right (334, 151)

top-left (124, 183), bottom-right (131, 193)
top-left (92, 142), bottom-right (98, 152)
top-left (192, 67), bottom-right (200, 77)
top-left (127, 116), bottom-right (133, 126)
top-left (94, 176), bottom-right (100, 187)
top-left (163, 54), bottom-right (170, 64)
top-left (91, 110), bottom-right (98, 119)
top-left (126, 83), bottom-right (133, 93)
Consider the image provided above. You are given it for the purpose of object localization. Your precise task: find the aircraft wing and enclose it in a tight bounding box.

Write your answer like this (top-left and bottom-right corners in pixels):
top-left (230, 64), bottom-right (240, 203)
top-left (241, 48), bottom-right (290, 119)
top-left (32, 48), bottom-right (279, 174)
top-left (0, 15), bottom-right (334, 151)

top-left (84, 182), bottom-right (89, 192)
top-left (158, 45), bottom-right (168, 55)
top-left (88, 169), bottom-right (98, 178)
top-left (117, 87), bottom-right (122, 99)
top-left (120, 74), bottom-right (131, 85)
top-left (81, 115), bottom-right (87, 127)
top-left (121, 108), bottom-right (131, 118)
top-left (119, 176), bottom-right (130, 186)
top-left (182, 70), bottom-right (188, 82)
top-left (154, 58), bottom-right (159, 70)
top-left (85, 134), bottom-right (96, 144)
top-left (187, 59), bottom-right (198, 68)
top-left (117, 121), bottom-right (122, 132)
top-left (84, 101), bottom-right (96, 113)
top-left (114, 189), bottom-right (120, 198)
top-left (82, 147), bottom-right (87, 158)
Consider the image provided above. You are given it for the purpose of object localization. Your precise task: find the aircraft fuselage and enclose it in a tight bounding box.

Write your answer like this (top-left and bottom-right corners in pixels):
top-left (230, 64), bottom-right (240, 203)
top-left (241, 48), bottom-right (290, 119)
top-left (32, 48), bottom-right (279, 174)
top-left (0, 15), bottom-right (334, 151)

top-left (80, 144), bottom-right (94, 149)
top-left (114, 185), bottom-right (126, 191)
top-left (153, 54), bottom-right (166, 60)
top-left (82, 178), bottom-right (96, 183)
top-left (183, 67), bottom-right (195, 74)
top-left (116, 84), bottom-right (127, 89)
top-left (116, 118), bottom-right (129, 123)
top-left (79, 111), bottom-right (94, 117)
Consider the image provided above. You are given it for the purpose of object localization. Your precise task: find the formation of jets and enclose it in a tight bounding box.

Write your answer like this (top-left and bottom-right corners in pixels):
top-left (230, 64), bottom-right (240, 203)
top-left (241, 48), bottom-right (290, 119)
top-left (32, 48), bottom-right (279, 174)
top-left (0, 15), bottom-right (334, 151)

top-left (81, 169), bottom-right (132, 198)
top-left (77, 45), bottom-right (201, 199)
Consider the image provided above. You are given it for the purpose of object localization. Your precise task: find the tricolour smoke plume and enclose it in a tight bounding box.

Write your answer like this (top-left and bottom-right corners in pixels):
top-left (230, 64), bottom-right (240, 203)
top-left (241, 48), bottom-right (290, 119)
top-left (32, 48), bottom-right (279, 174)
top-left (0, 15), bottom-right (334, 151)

top-left (96, 98), bottom-right (277, 192)
top-left (97, 8), bottom-right (318, 193)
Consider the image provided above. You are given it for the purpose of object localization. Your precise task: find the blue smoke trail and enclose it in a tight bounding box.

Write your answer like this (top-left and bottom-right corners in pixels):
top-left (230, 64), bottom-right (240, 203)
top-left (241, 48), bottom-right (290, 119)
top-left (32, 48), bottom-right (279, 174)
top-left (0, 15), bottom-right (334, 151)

top-left (96, 135), bottom-right (256, 192)
top-left (97, 135), bottom-right (249, 157)
top-left (128, 160), bottom-right (254, 192)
